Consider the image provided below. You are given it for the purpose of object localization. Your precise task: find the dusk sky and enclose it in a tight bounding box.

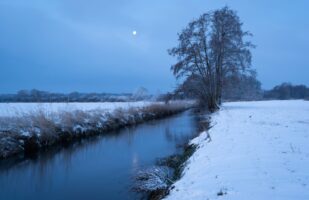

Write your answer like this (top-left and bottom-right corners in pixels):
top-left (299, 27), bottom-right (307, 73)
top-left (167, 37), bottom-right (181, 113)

top-left (0, 0), bottom-right (308, 93)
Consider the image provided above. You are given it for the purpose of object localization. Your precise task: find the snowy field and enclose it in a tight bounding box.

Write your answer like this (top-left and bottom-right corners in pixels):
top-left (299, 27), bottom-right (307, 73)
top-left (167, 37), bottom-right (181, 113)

top-left (166, 100), bottom-right (309, 200)
top-left (0, 102), bottom-right (153, 117)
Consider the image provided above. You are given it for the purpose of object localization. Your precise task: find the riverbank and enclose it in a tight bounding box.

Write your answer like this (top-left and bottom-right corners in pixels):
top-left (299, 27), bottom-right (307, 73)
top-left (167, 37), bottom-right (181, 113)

top-left (165, 100), bottom-right (309, 200)
top-left (133, 109), bottom-right (210, 200)
top-left (0, 101), bottom-right (193, 159)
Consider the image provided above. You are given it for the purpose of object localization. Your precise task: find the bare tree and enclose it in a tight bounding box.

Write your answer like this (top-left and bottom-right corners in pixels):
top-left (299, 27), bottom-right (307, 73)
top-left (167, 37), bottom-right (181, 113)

top-left (169, 7), bottom-right (254, 111)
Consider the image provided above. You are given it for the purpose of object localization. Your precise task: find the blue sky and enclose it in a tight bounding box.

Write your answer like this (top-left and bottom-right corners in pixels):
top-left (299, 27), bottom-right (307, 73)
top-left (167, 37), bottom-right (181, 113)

top-left (0, 0), bottom-right (308, 93)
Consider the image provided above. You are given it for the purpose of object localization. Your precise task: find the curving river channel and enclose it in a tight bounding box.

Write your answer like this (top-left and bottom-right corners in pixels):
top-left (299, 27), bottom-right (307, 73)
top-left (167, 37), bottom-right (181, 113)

top-left (0, 110), bottom-right (199, 200)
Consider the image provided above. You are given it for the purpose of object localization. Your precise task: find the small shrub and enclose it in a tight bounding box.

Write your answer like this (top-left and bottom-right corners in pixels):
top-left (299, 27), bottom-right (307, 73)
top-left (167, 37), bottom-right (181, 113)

top-left (29, 110), bottom-right (58, 145)
top-left (157, 144), bottom-right (197, 181)
top-left (134, 166), bottom-right (172, 193)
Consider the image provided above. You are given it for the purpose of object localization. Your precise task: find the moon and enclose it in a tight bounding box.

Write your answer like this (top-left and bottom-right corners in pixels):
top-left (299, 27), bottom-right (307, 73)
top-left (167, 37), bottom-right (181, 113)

top-left (132, 30), bottom-right (137, 36)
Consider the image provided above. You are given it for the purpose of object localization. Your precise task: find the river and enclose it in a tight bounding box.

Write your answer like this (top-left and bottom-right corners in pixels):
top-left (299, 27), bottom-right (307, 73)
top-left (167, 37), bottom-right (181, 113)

top-left (0, 110), bottom-right (198, 200)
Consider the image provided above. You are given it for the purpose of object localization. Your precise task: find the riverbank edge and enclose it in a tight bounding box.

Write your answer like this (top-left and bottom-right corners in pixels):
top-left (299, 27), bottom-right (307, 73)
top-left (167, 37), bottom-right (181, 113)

top-left (145, 144), bottom-right (198, 200)
top-left (147, 110), bottom-right (211, 200)
top-left (0, 102), bottom-right (193, 160)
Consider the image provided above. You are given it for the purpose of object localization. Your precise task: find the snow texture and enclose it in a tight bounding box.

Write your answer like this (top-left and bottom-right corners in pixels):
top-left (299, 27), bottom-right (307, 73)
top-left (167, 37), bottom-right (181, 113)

top-left (165, 100), bottom-right (309, 200)
top-left (0, 102), bottom-right (153, 117)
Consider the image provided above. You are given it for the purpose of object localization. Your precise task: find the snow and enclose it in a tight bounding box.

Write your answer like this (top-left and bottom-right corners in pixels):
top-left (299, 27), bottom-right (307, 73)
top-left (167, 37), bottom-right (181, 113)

top-left (165, 100), bottom-right (309, 200)
top-left (0, 102), bottom-right (153, 117)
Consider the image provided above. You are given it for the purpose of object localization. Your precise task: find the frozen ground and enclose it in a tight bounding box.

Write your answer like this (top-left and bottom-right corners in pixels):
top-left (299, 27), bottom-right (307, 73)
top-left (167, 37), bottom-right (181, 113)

top-left (0, 101), bottom-right (153, 117)
top-left (165, 100), bottom-right (309, 200)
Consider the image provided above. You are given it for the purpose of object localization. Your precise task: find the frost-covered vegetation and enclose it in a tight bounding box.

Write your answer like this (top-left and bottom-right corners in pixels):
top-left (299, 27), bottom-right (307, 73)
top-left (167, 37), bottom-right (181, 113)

top-left (133, 144), bottom-right (198, 199)
top-left (0, 101), bottom-right (192, 159)
top-left (0, 101), bottom-right (153, 117)
top-left (134, 166), bottom-right (172, 193)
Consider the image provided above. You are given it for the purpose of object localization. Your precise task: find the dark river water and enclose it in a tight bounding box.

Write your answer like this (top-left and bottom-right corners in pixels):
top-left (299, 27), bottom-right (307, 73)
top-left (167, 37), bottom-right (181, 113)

top-left (0, 111), bottom-right (198, 200)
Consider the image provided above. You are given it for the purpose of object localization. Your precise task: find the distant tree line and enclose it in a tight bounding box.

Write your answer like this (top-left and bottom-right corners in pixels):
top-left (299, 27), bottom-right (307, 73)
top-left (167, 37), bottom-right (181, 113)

top-left (264, 83), bottom-right (309, 100)
top-left (0, 88), bottom-right (152, 102)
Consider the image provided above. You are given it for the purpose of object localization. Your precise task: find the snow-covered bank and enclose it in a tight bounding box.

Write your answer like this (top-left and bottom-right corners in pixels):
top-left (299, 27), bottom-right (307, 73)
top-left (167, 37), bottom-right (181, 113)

top-left (0, 102), bottom-right (153, 117)
top-left (0, 101), bottom-right (193, 159)
top-left (165, 100), bottom-right (309, 200)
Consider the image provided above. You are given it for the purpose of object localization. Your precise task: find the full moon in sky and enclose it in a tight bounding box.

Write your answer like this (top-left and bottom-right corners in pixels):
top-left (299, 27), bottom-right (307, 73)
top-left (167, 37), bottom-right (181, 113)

top-left (132, 30), bottom-right (137, 36)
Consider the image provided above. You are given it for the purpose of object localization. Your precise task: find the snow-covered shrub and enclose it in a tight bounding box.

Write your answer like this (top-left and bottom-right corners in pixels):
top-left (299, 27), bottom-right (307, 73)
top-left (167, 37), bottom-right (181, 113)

top-left (134, 166), bottom-right (172, 192)
top-left (59, 110), bottom-right (90, 133)
top-left (157, 144), bottom-right (197, 181)
top-left (28, 110), bottom-right (58, 145)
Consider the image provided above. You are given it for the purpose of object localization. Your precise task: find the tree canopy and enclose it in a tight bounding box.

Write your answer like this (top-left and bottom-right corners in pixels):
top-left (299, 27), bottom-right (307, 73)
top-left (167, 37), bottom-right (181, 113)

top-left (169, 7), bottom-right (255, 111)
